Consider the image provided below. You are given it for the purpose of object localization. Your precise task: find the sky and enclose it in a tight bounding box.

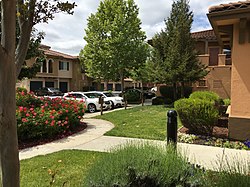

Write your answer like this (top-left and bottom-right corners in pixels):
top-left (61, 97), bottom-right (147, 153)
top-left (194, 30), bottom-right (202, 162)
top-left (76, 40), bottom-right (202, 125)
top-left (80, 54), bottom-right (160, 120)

top-left (35, 0), bottom-right (234, 56)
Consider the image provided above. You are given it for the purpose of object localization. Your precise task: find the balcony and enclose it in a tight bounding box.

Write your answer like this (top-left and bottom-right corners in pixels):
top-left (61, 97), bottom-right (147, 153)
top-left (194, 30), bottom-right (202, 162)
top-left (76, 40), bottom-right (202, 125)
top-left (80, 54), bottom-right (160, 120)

top-left (198, 53), bottom-right (231, 67)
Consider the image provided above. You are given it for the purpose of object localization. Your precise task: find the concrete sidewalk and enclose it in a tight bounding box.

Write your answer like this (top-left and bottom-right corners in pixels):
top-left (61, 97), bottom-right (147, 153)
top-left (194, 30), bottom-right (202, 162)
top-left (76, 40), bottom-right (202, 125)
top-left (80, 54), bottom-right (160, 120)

top-left (19, 117), bottom-right (250, 171)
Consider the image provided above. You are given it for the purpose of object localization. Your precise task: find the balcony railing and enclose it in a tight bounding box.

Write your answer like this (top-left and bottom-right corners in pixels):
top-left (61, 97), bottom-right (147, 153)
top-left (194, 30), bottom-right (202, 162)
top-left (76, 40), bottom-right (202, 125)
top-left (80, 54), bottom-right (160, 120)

top-left (198, 54), bottom-right (232, 66)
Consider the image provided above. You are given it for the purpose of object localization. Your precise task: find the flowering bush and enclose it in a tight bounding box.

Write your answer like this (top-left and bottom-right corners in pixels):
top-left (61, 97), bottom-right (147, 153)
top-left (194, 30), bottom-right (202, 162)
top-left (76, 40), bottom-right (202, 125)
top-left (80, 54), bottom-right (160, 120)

top-left (16, 90), bottom-right (86, 141)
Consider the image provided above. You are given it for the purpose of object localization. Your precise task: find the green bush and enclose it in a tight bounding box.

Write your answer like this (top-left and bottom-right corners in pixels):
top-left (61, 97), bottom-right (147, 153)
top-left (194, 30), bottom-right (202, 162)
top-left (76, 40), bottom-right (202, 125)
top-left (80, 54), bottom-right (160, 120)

top-left (175, 98), bottom-right (219, 135)
top-left (124, 89), bottom-right (143, 104)
top-left (16, 89), bottom-right (43, 108)
top-left (16, 92), bottom-right (85, 141)
top-left (223, 98), bottom-right (231, 106)
top-left (189, 91), bottom-right (221, 104)
top-left (83, 143), bottom-right (204, 187)
top-left (16, 87), bottom-right (28, 94)
top-left (159, 86), bottom-right (192, 102)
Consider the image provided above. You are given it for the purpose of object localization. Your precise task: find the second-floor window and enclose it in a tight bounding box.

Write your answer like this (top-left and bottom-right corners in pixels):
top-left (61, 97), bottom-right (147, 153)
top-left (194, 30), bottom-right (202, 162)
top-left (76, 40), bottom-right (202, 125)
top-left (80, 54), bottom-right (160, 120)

top-left (42, 60), bottom-right (47, 73)
top-left (40, 59), bottom-right (53, 73)
top-left (59, 61), bottom-right (69, 71)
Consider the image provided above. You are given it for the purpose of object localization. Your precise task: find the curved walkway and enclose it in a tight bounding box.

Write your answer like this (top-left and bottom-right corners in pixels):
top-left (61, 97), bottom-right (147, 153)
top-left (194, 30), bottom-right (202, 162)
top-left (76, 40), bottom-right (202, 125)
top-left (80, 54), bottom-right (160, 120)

top-left (19, 118), bottom-right (114, 160)
top-left (19, 106), bottom-right (250, 172)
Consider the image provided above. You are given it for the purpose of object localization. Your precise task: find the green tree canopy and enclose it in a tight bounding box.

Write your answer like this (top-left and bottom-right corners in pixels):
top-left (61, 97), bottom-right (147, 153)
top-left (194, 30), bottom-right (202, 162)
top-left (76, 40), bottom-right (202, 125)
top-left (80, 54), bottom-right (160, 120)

top-left (81, 0), bottom-right (149, 91)
top-left (151, 0), bottom-right (208, 99)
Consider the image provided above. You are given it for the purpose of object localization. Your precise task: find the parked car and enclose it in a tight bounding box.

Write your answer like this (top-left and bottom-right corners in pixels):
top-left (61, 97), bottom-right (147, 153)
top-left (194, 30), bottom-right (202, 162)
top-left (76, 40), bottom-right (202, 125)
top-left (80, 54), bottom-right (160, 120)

top-left (63, 91), bottom-right (111, 113)
top-left (85, 91), bottom-right (124, 109)
top-left (35, 87), bottom-right (63, 96)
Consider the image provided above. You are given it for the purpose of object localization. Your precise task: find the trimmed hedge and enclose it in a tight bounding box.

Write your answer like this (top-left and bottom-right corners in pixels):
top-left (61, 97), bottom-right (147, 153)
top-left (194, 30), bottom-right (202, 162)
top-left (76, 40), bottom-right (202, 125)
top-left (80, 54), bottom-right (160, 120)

top-left (189, 91), bottom-right (221, 104)
top-left (175, 98), bottom-right (219, 135)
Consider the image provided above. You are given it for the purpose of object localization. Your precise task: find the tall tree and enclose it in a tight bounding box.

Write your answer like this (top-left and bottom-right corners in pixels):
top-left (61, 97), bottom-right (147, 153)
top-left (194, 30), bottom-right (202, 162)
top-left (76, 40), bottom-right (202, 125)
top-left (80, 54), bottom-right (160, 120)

top-left (0, 1), bottom-right (76, 186)
top-left (81, 0), bottom-right (148, 92)
top-left (152, 0), bottom-right (208, 100)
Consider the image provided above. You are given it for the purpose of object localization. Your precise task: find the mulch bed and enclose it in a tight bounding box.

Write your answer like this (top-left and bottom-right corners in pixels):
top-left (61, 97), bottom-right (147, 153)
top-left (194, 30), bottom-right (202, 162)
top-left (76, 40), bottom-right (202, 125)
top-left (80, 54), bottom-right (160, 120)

top-left (178, 126), bottom-right (239, 147)
top-left (18, 122), bottom-right (87, 150)
top-left (179, 126), bottom-right (229, 139)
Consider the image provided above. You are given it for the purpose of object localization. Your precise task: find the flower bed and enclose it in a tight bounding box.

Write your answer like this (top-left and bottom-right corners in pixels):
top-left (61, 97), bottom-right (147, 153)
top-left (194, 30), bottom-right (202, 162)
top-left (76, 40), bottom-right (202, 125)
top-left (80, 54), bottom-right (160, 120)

top-left (16, 89), bottom-right (86, 144)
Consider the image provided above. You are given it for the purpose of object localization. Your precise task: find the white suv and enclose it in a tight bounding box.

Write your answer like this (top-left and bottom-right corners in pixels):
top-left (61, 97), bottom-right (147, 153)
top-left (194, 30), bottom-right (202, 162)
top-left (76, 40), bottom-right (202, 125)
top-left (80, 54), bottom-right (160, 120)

top-left (84, 91), bottom-right (124, 109)
top-left (63, 92), bottom-right (111, 113)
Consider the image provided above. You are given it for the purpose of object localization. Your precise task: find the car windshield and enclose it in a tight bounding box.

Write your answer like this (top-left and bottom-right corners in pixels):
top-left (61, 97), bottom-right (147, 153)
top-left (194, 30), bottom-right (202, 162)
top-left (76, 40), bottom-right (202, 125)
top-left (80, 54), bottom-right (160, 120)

top-left (103, 92), bottom-right (114, 97)
top-left (84, 93), bottom-right (101, 98)
top-left (49, 87), bottom-right (60, 91)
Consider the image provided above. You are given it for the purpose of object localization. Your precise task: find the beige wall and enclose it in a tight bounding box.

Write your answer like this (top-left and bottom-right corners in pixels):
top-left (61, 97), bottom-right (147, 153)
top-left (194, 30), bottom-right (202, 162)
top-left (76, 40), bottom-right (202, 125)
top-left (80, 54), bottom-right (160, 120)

top-left (71, 60), bottom-right (92, 91)
top-left (194, 55), bottom-right (231, 99)
top-left (18, 56), bottom-right (85, 92)
top-left (230, 23), bottom-right (250, 118)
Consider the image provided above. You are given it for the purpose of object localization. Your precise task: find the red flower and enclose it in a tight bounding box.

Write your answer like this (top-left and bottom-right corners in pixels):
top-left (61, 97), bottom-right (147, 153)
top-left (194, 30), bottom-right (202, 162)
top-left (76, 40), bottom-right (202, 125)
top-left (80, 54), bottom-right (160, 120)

top-left (22, 118), bottom-right (27, 122)
top-left (19, 106), bottom-right (24, 112)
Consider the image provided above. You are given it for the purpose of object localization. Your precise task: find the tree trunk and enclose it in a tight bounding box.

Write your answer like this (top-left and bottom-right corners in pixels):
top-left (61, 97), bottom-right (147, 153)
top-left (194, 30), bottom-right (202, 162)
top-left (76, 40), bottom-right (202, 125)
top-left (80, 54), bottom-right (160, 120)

top-left (0, 54), bottom-right (20, 187)
top-left (120, 72), bottom-right (125, 94)
top-left (0, 1), bottom-right (20, 186)
top-left (180, 81), bottom-right (185, 98)
top-left (15, 0), bottom-right (35, 79)
top-left (173, 82), bottom-right (177, 101)
top-left (141, 82), bottom-right (144, 106)
top-left (104, 80), bottom-right (108, 91)
top-left (120, 71), bottom-right (127, 109)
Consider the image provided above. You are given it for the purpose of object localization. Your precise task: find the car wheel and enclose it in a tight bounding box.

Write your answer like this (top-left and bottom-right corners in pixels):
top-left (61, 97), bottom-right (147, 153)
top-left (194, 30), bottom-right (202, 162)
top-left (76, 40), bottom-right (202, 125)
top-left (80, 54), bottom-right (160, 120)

top-left (88, 104), bottom-right (96, 113)
top-left (110, 101), bottom-right (115, 109)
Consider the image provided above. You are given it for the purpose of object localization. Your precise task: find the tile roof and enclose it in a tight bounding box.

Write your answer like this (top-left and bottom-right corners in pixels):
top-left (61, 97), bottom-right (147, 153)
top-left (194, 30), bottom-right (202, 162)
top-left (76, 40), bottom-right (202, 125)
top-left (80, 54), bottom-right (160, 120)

top-left (39, 45), bottom-right (78, 60)
top-left (209, 0), bottom-right (250, 13)
top-left (191, 29), bottom-right (217, 40)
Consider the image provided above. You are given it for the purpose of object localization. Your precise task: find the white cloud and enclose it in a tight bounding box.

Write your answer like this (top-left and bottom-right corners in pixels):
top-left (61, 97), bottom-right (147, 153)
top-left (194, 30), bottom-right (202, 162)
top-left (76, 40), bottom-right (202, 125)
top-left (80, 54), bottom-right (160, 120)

top-left (35, 0), bottom-right (237, 55)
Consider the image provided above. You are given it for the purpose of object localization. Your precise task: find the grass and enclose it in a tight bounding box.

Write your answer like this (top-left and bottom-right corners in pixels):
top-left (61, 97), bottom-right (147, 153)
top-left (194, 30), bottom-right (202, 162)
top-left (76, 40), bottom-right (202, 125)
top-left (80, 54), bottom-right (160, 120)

top-left (95, 105), bottom-right (182, 140)
top-left (20, 150), bottom-right (104, 187)
top-left (20, 147), bottom-right (250, 187)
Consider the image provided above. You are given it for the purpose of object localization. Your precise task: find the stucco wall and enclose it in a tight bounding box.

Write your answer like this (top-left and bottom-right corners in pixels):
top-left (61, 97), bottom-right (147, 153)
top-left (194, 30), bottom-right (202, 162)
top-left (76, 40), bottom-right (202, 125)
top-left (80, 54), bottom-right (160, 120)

top-left (230, 22), bottom-right (250, 118)
top-left (194, 55), bottom-right (231, 99)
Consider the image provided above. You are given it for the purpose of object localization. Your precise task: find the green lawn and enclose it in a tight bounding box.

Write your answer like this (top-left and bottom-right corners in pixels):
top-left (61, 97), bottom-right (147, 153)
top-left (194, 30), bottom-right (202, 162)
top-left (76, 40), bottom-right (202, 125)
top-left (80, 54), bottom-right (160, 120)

top-left (96, 105), bottom-right (182, 140)
top-left (20, 150), bottom-right (104, 187)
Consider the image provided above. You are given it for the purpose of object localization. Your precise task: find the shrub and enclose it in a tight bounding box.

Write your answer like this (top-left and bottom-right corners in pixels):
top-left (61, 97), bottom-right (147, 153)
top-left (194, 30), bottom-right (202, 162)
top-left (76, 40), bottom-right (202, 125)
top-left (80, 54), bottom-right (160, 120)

top-left (16, 93), bottom-right (86, 141)
top-left (16, 90), bottom-right (43, 108)
top-left (16, 87), bottom-right (28, 94)
top-left (174, 98), bottom-right (219, 135)
top-left (83, 143), bottom-right (204, 187)
top-left (159, 86), bottom-right (192, 102)
top-left (124, 89), bottom-right (143, 104)
top-left (152, 96), bottom-right (172, 105)
top-left (223, 98), bottom-right (231, 106)
top-left (189, 91), bottom-right (221, 104)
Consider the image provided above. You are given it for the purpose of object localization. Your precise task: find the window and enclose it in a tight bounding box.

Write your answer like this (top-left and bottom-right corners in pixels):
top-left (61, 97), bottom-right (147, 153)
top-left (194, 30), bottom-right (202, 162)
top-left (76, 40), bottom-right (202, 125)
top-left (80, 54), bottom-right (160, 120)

top-left (59, 61), bottom-right (69, 71)
top-left (198, 80), bottom-right (207, 87)
top-left (48, 60), bottom-right (53, 73)
top-left (40, 59), bottom-right (53, 73)
top-left (42, 59), bottom-right (47, 73)
top-left (223, 49), bottom-right (232, 65)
